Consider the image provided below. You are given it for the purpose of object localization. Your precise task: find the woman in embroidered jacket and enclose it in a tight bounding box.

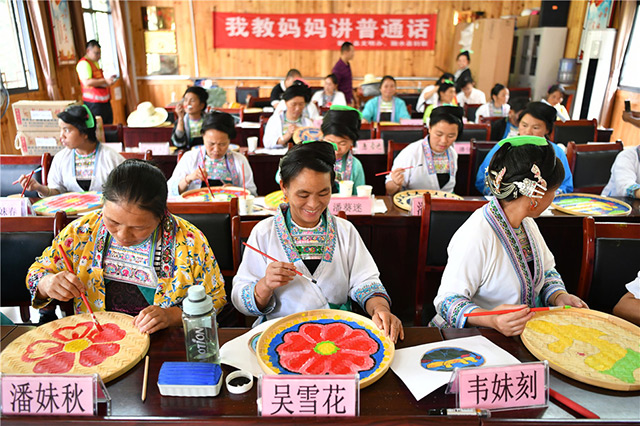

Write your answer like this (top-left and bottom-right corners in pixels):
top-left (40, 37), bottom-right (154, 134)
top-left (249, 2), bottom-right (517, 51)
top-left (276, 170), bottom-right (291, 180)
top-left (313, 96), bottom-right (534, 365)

top-left (475, 84), bottom-right (510, 123)
top-left (26, 160), bottom-right (226, 334)
top-left (232, 142), bottom-right (404, 342)
top-left (361, 75), bottom-right (410, 124)
top-left (386, 106), bottom-right (463, 196)
top-left (167, 111), bottom-right (257, 196)
top-left (19, 105), bottom-right (124, 197)
top-left (171, 86), bottom-right (209, 149)
top-left (263, 81), bottom-right (315, 149)
top-left (431, 136), bottom-right (587, 336)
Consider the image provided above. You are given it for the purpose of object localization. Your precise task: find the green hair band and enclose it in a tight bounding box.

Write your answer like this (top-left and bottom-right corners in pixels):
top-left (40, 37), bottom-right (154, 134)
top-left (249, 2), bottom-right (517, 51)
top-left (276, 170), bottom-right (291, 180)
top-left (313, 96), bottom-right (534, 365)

top-left (301, 139), bottom-right (338, 151)
top-left (443, 79), bottom-right (455, 85)
top-left (71, 104), bottom-right (95, 129)
top-left (329, 104), bottom-right (363, 119)
top-left (498, 135), bottom-right (548, 147)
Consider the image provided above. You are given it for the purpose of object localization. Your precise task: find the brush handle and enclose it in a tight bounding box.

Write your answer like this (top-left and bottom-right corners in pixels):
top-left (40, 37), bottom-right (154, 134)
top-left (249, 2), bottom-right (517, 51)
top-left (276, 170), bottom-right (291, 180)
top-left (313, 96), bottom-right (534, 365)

top-left (375, 165), bottom-right (415, 177)
top-left (242, 242), bottom-right (304, 278)
top-left (198, 166), bottom-right (215, 200)
top-left (464, 306), bottom-right (571, 317)
top-left (20, 169), bottom-right (36, 197)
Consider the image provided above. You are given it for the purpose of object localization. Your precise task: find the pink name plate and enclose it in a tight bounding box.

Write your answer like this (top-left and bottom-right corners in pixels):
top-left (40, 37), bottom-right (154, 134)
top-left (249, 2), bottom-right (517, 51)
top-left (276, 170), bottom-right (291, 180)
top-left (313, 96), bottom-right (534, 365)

top-left (0, 197), bottom-right (32, 217)
top-left (328, 196), bottom-right (373, 215)
top-left (259, 374), bottom-right (359, 417)
top-left (410, 196), bottom-right (424, 216)
top-left (355, 139), bottom-right (385, 155)
top-left (0, 373), bottom-right (108, 416)
top-left (454, 362), bottom-right (548, 410)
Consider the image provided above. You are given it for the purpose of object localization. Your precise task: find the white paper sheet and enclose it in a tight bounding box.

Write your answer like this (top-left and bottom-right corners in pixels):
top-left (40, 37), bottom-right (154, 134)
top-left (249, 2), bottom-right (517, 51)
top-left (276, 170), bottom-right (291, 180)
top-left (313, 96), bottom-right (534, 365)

top-left (390, 335), bottom-right (521, 401)
top-left (374, 198), bottom-right (388, 214)
top-left (220, 318), bottom-right (280, 376)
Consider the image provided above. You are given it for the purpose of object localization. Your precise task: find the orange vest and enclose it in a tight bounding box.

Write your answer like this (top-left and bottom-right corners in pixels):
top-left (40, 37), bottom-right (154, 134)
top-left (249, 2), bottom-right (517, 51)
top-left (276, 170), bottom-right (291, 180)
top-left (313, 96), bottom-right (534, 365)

top-left (78, 57), bottom-right (111, 103)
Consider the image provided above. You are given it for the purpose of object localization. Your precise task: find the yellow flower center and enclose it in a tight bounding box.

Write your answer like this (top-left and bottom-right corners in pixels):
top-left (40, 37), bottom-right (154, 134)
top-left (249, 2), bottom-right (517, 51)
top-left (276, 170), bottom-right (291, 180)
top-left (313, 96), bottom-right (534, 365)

top-left (63, 338), bottom-right (90, 353)
top-left (314, 341), bottom-right (339, 356)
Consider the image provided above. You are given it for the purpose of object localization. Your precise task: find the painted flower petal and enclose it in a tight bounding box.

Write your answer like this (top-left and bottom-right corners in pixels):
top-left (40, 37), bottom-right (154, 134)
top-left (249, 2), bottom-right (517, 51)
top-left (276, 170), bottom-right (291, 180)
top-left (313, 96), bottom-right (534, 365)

top-left (87, 323), bottom-right (126, 343)
top-left (79, 343), bottom-right (121, 367)
top-left (21, 340), bottom-right (64, 362)
top-left (335, 329), bottom-right (379, 354)
top-left (278, 333), bottom-right (316, 354)
top-left (52, 322), bottom-right (93, 341)
top-left (328, 352), bottom-right (375, 374)
top-left (33, 351), bottom-right (75, 374)
top-left (298, 323), bottom-right (323, 344)
top-left (299, 352), bottom-right (331, 375)
top-left (280, 350), bottom-right (317, 373)
top-left (321, 322), bottom-right (352, 342)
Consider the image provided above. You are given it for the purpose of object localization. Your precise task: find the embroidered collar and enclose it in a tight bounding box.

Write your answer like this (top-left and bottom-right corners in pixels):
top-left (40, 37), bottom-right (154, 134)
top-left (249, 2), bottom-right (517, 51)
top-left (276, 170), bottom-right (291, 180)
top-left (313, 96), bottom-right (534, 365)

top-left (335, 150), bottom-right (353, 181)
top-left (421, 137), bottom-right (455, 177)
top-left (197, 146), bottom-right (240, 186)
top-left (274, 204), bottom-right (337, 264)
top-left (482, 198), bottom-right (542, 306)
top-left (93, 212), bottom-right (177, 279)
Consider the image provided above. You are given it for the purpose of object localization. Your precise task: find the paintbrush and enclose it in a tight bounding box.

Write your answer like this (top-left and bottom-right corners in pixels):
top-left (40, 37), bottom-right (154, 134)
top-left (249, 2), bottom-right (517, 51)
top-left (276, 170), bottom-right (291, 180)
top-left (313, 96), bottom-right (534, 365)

top-left (242, 242), bottom-right (317, 284)
top-left (20, 169), bottom-right (37, 197)
top-left (12, 167), bottom-right (42, 185)
top-left (58, 247), bottom-right (104, 332)
top-left (375, 164), bottom-right (424, 176)
top-left (464, 305), bottom-right (571, 317)
top-left (198, 166), bottom-right (215, 201)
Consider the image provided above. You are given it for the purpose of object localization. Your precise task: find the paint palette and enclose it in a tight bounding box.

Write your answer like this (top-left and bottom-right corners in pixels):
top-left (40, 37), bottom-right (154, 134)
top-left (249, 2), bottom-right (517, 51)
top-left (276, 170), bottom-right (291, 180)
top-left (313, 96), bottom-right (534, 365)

top-left (32, 191), bottom-right (103, 216)
top-left (552, 193), bottom-right (632, 216)
top-left (181, 186), bottom-right (250, 201)
top-left (522, 308), bottom-right (640, 391)
top-left (264, 190), bottom-right (287, 209)
top-left (256, 309), bottom-right (395, 388)
top-left (393, 189), bottom-right (462, 211)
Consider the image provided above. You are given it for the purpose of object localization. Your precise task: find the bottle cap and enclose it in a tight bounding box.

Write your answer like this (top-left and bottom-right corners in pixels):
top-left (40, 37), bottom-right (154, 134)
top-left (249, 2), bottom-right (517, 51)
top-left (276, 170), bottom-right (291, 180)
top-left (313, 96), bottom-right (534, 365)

top-left (225, 370), bottom-right (253, 394)
top-left (183, 285), bottom-right (214, 316)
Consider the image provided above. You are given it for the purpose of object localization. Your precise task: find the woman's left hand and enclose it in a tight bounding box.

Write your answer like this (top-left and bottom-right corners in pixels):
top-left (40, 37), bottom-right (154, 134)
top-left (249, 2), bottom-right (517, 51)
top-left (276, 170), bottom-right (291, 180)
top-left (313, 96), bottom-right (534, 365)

top-left (554, 293), bottom-right (589, 309)
top-left (133, 305), bottom-right (179, 334)
top-left (371, 306), bottom-right (404, 344)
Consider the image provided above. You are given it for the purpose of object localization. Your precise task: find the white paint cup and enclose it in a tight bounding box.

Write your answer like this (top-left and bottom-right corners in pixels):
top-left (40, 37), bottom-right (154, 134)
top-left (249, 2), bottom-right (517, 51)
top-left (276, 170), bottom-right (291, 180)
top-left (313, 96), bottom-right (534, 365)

top-left (338, 180), bottom-right (354, 197)
top-left (238, 195), bottom-right (255, 215)
top-left (247, 137), bottom-right (258, 152)
top-left (356, 185), bottom-right (373, 198)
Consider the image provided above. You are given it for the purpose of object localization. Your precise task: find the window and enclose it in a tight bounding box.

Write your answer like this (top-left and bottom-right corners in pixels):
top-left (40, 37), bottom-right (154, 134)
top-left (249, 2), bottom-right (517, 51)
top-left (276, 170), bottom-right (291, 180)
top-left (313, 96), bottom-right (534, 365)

top-left (0, 0), bottom-right (39, 93)
top-left (81, 0), bottom-right (119, 77)
top-left (619, 5), bottom-right (640, 91)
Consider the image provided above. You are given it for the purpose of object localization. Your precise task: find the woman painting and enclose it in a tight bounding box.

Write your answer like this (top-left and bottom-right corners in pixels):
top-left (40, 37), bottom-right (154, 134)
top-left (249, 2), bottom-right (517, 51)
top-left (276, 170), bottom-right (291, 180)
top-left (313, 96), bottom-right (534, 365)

top-left (311, 74), bottom-right (347, 108)
top-left (26, 160), bottom-right (226, 334)
top-left (432, 136), bottom-right (587, 336)
top-left (171, 86), bottom-right (209, 149)
top-left (386, 106), bottom-right (463, 195)
top-left (475, 84), bottom-right (510, 123)
top-left (263, 81), bottom-right (315, 148)
top-left (232, 142), bottom-right (403, 342)
top-left (542, 84), bottom-right (570, 122)
top-left (167, 111), bottom-right (257, 196)
top-left (19, 105), bottom-right (124, 197)
top-left (423, 80), bottom-right (458, 123)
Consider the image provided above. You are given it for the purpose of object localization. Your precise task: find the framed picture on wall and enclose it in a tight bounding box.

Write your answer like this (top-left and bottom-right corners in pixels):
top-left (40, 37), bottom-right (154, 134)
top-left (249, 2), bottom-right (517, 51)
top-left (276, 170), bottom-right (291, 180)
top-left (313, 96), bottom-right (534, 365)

top-left (48, 0), bottom-right (77, 65)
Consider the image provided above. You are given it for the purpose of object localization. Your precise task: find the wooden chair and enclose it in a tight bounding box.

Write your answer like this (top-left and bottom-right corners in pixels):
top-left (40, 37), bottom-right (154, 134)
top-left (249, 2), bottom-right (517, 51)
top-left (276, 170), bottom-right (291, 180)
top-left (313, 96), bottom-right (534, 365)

top-left (508, 87), bottom-right (532, 103)
top-left (467, 141), bottom-right (498, 196)
top-left (415, 193), bottom-right (488, 325)
top-left (0, 211), bottom-right (71, 322)
top-left (463, 103), bottom-right (483, 122)
top-left (167, 200), bottom-right (242, 326)
top-left (122, 127), bottom-right (173, 148)
top-left (247, 96), bottom-right (272, 109)
top-left (397, 93), bottom-right (419, 112)
top-left (478, 116), bottom-right (504, 125)
top-left (577, 218), bottom-right (640, 313)
top-left (0, 153), bottom-right (52, 198)
top-left (103, 123), bottom-right (123, 142)
top-left (551, 119), bottom-right (597, 145)
top-left (378, 125), bottom-right (427, 145)
top-left (236, 87), bottom-right (259, 105)
top-left (120, 150), bottom-right (153, 161)
top-left (258, 114), bottom-right (272, 148)
top-left (459, 123), bottom-right (491, 142)
top-left (358, 122), bottom-right (375, 140)
top-left (386, 140), bottom-right (410, 171)
top-left (566, 141), bottom-right (624, 194)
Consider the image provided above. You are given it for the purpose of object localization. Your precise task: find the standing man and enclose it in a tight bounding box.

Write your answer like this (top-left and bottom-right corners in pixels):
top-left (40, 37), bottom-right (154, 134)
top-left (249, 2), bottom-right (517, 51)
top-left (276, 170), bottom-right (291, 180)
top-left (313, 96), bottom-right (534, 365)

top-left (76, 40), bottom-right (116, 124)
top-left (332, 42), bottom-right (355, 106)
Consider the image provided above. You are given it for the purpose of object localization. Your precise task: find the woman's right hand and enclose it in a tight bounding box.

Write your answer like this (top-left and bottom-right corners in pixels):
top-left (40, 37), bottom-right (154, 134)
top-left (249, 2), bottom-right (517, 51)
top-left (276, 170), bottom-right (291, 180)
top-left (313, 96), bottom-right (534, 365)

top-left (262, 261), bottom-right (297, 291)
top-left (37, 271), bottom-right (86, 301)
top-left (489, 304), bottom-right (535, 337)
top-left (175, 103), bottom-right (185, 119)
top-left (18, 174), bottom-right (41, 193)
top-left (186, 168), bottom-right (207, 184)
top-left (389, 168), bottom-right (405, 188)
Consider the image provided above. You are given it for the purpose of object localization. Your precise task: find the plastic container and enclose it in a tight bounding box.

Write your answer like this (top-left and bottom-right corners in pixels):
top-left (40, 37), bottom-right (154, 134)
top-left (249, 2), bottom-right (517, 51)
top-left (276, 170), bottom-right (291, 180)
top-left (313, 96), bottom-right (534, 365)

top-left (182, 285), bottom-right (220, 364)
top-left (157, 362), bottom-right (222, 397)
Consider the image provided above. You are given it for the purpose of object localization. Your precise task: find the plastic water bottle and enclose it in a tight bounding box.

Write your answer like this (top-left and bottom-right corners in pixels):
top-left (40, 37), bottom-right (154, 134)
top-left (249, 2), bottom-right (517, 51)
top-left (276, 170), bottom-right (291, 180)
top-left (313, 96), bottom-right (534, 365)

top-left (182, 286), bottom-right (220, 364)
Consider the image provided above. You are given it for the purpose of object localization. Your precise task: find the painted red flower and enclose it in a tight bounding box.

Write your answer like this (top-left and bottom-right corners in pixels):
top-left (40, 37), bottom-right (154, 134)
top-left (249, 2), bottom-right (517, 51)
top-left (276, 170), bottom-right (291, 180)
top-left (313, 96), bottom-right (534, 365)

top-left (21, 322), bottom-right (125, 374)
top-left (276, 322), bottom-right (379, 375)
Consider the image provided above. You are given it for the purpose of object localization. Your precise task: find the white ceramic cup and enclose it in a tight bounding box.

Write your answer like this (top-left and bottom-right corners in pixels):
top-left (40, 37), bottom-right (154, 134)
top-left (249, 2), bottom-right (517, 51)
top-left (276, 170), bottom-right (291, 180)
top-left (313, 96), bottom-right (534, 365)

top-left (247, 136), bottom-right (258, 152)
top-left (238, 194), bottom-right (255, 215)
top-left (356, 185), bottom-right (373, 198)
top-left (338, 180), bottom-right (354, 197)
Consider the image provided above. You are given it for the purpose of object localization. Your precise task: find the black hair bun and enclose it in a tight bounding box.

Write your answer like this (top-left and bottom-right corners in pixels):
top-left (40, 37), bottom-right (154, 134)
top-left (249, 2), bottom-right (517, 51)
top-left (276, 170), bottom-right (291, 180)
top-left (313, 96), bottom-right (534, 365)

top-left (201, 111), bottom-right (237, 139)
top-left (283, 80), bottom-right (311, 103)
top-left (321, 108), bottom-right (361, 142)
top-left (523, 102), bottom-right (557, 131)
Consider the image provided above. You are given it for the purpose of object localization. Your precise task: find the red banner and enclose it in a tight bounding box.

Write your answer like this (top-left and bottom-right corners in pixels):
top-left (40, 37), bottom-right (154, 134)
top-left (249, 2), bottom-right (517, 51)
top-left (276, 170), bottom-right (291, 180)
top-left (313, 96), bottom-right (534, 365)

top-left (213, 12), bottom-right (437, 50)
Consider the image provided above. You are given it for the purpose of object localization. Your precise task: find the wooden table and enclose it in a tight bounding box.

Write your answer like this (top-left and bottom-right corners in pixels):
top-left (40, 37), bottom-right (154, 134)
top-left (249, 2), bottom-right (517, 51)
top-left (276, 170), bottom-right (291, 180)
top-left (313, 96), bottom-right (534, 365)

top-left (2, 325), bottom-right (637, 424)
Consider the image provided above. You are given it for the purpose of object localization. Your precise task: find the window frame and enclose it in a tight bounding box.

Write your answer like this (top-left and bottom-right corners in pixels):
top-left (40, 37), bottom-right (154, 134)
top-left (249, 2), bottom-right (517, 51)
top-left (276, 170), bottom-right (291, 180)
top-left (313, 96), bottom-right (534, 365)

top-left (3, 0), bottom-right (39, 95)
top-left (619, 5), bottom-right (640, 93)
top-left (81, 0), bottom-right (120, 78)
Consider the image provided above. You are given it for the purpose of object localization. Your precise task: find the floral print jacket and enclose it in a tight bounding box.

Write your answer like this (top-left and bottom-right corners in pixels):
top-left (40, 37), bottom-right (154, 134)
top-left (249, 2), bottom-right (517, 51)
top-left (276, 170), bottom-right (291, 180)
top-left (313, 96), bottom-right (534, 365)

top-left (26, 210), bottom-right (226, 314)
